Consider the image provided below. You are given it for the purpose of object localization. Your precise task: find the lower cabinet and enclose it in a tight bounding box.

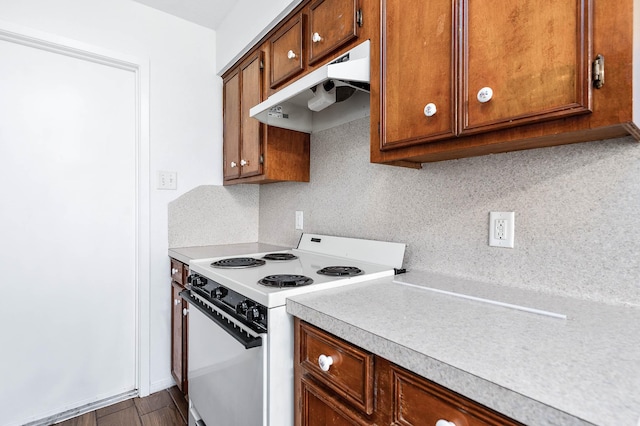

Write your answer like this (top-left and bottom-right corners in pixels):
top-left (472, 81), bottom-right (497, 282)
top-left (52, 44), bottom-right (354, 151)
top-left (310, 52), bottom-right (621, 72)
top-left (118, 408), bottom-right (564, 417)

top-left (170, 258), bottom-right (189, 394)
top-left (295, 319), bottom-right (521, 426)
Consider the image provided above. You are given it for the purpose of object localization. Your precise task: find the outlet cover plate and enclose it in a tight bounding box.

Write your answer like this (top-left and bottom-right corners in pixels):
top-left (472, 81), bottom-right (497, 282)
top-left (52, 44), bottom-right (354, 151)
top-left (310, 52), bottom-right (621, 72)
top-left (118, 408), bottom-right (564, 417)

top-left (489, 212), bottom-right (515, 248)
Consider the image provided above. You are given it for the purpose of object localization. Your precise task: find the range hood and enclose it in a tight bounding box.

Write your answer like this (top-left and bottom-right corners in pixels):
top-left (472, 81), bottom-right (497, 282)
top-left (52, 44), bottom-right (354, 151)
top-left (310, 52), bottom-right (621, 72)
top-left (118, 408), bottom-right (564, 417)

top-left (249, 40), bottom-right (370, 134)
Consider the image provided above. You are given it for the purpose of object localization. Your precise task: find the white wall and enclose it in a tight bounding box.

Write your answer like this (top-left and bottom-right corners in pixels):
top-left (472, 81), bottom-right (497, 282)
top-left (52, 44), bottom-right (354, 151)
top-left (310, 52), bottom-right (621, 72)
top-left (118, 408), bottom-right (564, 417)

top-left (215, 0), bottom-right (302, 74)
top-left (0, 0), bottom-right (220, 392)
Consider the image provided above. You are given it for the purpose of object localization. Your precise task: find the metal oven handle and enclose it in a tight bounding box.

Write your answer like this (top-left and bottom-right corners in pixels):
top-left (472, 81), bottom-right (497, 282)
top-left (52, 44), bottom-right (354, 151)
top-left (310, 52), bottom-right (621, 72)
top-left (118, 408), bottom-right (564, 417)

top-left (180, 290), bottom-right (263, 349)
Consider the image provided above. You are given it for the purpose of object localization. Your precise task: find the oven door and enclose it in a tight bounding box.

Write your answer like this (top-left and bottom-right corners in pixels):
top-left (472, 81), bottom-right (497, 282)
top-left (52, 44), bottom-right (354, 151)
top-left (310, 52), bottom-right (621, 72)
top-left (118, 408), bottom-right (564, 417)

top-left (184, 294), bottom-right (266, 426)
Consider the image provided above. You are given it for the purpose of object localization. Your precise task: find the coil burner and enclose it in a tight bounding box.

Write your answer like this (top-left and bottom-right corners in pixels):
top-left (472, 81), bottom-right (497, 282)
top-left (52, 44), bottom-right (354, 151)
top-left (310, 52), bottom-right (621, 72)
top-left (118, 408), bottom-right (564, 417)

top-left (258, 274), bottom-right (314, 287)
top-left (317, 266), bottom-right (364, 277)
top-left (262, 253), bottom-right (298, 261)
top-left (211, 257), bottom-right (266, 269)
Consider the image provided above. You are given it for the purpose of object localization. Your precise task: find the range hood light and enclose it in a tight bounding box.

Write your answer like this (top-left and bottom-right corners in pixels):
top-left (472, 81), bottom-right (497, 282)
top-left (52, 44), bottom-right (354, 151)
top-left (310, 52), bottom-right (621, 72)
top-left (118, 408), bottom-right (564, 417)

top-left (307, 81), bottom-right (337, 112)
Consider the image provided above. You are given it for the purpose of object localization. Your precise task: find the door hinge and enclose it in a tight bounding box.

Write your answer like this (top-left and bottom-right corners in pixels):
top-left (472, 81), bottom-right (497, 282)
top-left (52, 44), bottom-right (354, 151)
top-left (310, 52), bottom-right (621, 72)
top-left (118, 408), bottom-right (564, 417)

top-left (592, 54), bottom-right (604, 89)
top-left (259, 60), bottom-right (264, 70)
top-left (356, 9), bottom-right (363, 27)
top-left (259, 154), bottom-right (264, 164)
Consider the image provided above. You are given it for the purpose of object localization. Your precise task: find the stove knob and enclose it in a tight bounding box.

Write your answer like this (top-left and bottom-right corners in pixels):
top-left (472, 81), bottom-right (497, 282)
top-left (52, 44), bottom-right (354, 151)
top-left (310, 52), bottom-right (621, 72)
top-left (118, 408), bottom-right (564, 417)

top-left (236, 300), bottom-right (254, 315)
top-left (247, 306), bottom-right (262, 323)
top-left (214, 287), bottom-right (228, 299)
top-left (190, 275), bottom-right (207, 287)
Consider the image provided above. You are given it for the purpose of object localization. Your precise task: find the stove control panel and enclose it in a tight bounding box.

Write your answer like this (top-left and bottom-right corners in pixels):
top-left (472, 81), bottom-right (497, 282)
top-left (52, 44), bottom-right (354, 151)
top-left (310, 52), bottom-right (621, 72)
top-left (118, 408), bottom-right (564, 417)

top-left (188, 273), bottom-right (268, 331)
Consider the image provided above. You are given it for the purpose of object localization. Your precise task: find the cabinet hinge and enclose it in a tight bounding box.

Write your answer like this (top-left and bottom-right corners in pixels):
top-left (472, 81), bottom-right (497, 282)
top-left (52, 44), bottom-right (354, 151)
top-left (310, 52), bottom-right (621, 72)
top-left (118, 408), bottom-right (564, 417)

top-left (259, 155), bottom-right (264, 164)
top-left (356, 9), bottom-right (363, 27)
top-left (592, 54), bottom-right (604, 89)
top-left (260, 60), bottom-right (264, 70)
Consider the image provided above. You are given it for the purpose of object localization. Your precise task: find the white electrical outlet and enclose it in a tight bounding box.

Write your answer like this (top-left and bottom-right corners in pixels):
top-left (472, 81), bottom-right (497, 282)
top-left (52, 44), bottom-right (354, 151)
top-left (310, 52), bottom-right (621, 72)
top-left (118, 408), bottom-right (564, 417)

top-left (157, 171), bottom-right (177, 190)
top-left (489, 212), bottom-right (515, 248)
top-left (295, 211), bottom-right (304, 230)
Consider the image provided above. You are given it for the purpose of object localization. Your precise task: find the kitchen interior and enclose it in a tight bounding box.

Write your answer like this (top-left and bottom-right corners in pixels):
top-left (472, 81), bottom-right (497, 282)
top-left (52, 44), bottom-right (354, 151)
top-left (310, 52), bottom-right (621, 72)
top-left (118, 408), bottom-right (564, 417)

top-left (1, 0), bottom-right (639, 426)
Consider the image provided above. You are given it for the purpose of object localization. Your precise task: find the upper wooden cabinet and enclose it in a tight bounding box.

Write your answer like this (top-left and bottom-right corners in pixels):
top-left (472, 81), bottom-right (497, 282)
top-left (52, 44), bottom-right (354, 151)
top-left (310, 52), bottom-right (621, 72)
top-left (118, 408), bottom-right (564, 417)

top-left (223, 51), bottom-right (310, 184)
top-left (223, 52), bottom-right (263, 180)
top-left (308, 0), bottom-right (362, 65)
top-left (373, 0), bottom-right (639, 165)
top-left (462, 1), bottom-right (591, 134)
top-left (270, 14), bottom-right (305, 89)
top-left (380, 0), bottom-right (592, 150)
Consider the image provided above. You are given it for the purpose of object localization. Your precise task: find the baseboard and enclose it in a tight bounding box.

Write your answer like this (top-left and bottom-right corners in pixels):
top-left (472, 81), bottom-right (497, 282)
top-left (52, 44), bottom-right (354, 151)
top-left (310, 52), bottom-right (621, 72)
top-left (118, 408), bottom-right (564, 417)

top-left (22, 390), bottom-right (137, 426)
top-left (149, 376), bottom-right (177, 394)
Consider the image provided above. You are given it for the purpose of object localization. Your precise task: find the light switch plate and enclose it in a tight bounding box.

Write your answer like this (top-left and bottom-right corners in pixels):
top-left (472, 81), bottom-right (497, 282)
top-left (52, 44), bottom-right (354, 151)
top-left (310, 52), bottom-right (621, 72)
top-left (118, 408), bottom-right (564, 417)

top-left (157, 171), bottom-right (177, 190)
top-left (489, 212), bottom-right (514, 248)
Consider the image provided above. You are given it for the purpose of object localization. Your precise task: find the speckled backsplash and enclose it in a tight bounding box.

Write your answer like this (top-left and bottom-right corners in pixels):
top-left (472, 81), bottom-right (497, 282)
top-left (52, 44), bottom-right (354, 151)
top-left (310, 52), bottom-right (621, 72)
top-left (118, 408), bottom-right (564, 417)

top-left (258, 118), bottom-right (640, 306)
top-left (168, 184), bottom-right (259, 248)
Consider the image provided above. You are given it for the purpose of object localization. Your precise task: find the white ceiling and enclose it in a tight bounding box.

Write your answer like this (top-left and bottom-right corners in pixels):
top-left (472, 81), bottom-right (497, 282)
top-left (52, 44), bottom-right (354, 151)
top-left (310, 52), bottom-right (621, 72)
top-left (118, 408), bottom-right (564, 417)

top-left (132, 0), bottom-right (239, 30)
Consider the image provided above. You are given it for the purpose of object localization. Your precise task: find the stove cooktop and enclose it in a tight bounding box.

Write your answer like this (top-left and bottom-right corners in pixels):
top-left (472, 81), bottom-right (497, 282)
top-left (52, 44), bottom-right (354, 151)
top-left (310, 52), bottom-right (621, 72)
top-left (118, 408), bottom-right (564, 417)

top-left (189, 250), bottom-right (396, 308)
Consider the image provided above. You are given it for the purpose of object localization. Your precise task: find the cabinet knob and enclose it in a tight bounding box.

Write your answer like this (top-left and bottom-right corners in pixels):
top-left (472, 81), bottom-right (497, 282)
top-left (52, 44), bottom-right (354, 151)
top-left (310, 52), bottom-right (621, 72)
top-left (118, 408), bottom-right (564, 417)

top-left (435, 420), bottom-right (456, 426)
top-left (240, 159), bottom-right (248, 166)
top-left (182, 308), bottom-right (188, 317)
top-left (477, 87), bottom-right (493, 103)
top-left (171, 267), bottom-right (178, 275)
top-left (287, 49), bottom-right (297, 59)
top-left (423, 103), bottom-right (437, 117)
top-left (230, 161), bottom-right (237, 168)
top-left (174, 299), bottom-right (180, 306)
top-left (318, 354), bottom-right (333, 371)
top-left (312, 32), bottom-right (322, 43)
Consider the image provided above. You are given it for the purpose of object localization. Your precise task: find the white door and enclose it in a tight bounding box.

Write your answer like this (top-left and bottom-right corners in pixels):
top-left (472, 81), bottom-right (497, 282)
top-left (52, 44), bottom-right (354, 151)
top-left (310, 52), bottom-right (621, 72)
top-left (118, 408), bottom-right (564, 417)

top-left (0, 34), bottom-right (137, 425)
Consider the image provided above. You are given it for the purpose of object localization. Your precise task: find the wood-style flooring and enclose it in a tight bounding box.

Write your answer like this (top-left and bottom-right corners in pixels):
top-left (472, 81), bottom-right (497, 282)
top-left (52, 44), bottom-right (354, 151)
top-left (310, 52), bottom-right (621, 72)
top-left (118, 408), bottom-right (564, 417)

top-left (56, 386), bottom-right (188, 426)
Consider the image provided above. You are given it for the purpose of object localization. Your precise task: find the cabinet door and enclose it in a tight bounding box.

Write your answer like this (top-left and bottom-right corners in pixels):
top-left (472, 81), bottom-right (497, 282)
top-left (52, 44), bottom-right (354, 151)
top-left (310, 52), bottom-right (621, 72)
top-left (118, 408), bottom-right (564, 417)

top-left (300, 377), bottom-right (370, 426)
top-left (239, 52), bottom-right (264, 178)
top-left (223, 70), bottom-right (241, 180)
top-left (462, 0), bottom-right (592, 134)
top-left (308, 0), bottom-right (360, 65)
top-left (390, 363), bottom-right (521, 426)
top-left (270, 14), bottom-right (304, 88)
top-left (171, 281), bottom-right (187, 393)
top-left (380, 0), bottom-right (457, 149)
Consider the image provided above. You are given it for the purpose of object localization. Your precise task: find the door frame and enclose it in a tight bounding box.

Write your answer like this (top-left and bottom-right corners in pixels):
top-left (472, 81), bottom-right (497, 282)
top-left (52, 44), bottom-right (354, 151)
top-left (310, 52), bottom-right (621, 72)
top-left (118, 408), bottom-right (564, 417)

top-left (0, 20), bottom-right (151, 397)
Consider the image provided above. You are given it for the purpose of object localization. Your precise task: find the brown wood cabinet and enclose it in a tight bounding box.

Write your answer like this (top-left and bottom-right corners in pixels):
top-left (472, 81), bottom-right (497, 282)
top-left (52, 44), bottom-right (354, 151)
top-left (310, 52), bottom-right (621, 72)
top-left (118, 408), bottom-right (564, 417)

top-left (371, 0), bottom-right (639, 166)
top-left (222, 0), bottom-right (376, 184)
top-left (308, 0), bottom-right (361, 65)
top-left (295, 319), bottom-right (522, 426)
top-left (270, 14), bottom-right (305, 89)
top-left (170, 258), bottom-right (188, 394)
top-left (223, 51), bottom-right (310, 185)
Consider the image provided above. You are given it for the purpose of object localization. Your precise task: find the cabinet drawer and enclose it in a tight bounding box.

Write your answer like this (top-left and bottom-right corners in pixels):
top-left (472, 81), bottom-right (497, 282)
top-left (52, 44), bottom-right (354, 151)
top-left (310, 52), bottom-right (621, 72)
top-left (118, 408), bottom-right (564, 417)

top-left (298, 321), bottom-right (374, 414)
top-left (270, 13), bottom-right (305, 88)
top-left (170, 258), bottom-right (184, 285)
top-left (391, 364), bottom-right (521, 426)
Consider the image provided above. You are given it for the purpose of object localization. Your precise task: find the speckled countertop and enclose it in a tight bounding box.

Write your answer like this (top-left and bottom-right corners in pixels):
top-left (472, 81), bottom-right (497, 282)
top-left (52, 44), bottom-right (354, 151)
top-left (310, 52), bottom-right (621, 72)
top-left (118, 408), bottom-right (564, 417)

top-left (168, 242), bottom-right (290, 264)
top-left (286, 271), bottom-right (640, 426)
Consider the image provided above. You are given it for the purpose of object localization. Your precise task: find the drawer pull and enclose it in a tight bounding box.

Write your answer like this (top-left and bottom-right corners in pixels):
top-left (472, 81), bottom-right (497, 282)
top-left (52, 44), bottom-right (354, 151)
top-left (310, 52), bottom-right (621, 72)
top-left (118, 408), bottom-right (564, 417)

top-left (318, 354), bottom-right (333, 371)
top-left (174, 299), bottom-right (180, 306)
top-left (435, 420), bottom-right (456, 426)
top-left (171, 267), bottom-right (178, 275)
top-left (312, 32), bottom-right (322, 43)
top-left (477, 86), bottom-right (493, 103)
top-left (287, 49), bottom-right (297, 59)
top-left (423, 103), bottom-right (437, 117)
top-left (183, 308), bottom-right (188, 317)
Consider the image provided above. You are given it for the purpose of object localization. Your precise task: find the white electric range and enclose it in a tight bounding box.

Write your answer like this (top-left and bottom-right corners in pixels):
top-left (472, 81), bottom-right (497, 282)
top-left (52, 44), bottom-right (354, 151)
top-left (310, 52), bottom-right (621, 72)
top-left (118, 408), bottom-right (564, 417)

top-left (182, 233), bottom-right (405, 426)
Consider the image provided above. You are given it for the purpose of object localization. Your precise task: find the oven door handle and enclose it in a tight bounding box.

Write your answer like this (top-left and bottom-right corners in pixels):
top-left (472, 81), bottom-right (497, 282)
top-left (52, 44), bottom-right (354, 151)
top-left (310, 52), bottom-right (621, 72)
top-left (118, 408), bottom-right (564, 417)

top-left (179, 290), bottom-right (263, 349)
